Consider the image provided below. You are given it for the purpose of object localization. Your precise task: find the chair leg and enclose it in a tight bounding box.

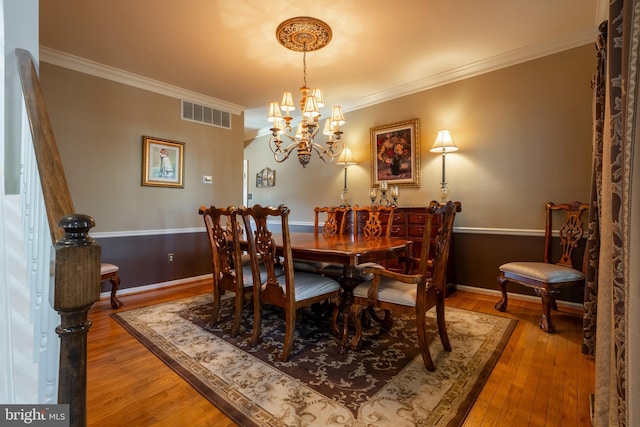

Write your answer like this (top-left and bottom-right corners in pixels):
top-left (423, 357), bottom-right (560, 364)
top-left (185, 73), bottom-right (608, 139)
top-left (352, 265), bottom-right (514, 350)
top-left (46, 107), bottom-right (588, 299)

top-left (211, 282), bottom-right (221, 328)
top-left (435, 291), bottom-right (451, 352)
top-left (539, 289), bottom-right (556, 333)
top-left (495, 275), bottom-right (509, 312)
top-left (415, 304), bottom-right (435, 372)
top-left (109, 274), bottom-right (123, 309)
top-left (281, 308), bottom-right (296, 362)
top-left (230, 292), bottom-right (244, 337)
top-left (250, 299), bottom-right (262, 346)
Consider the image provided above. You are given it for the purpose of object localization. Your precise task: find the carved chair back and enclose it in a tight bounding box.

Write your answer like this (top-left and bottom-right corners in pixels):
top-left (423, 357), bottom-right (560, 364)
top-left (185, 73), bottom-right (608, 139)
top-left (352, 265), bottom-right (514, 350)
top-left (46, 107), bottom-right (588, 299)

top-left (199, 205), bottom-right (250, 335)
top-left (314, 206), bottom-right (351, 237)
top-left (352, 205), bottom-right (395, 238)
top-left (544, 201), bottom-right (589, 270)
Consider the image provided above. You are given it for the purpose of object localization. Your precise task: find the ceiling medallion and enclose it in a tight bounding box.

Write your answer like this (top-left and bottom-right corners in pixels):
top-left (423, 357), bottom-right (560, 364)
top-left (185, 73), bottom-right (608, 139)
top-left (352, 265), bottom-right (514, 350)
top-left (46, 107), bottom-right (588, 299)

top-left (276, 16), bottom-right (332, 52)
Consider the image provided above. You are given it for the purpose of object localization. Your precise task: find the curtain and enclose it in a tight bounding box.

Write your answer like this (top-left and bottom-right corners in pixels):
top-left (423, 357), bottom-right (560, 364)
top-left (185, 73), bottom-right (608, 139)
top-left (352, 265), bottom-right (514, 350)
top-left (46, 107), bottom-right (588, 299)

top-left (583, 1), bottom-right (640, 425)
top-left (582, 22), bottom-right (605, 358)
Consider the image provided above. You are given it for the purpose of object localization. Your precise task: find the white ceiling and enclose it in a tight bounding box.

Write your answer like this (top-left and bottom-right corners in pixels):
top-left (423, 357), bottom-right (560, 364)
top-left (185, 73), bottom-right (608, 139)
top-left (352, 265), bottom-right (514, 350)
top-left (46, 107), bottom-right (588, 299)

top-left (39, 1), bottom-right (605, 140)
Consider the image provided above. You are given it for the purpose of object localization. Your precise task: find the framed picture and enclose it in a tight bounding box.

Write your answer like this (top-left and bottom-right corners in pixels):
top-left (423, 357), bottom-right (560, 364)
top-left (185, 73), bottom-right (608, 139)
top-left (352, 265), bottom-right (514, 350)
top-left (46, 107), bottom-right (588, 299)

top-left (142, 136), bottom-right (185, 188)
top-left (256, 167), bottom-right (276, 187)
top-left (370, 118), bottom-right (420, 187)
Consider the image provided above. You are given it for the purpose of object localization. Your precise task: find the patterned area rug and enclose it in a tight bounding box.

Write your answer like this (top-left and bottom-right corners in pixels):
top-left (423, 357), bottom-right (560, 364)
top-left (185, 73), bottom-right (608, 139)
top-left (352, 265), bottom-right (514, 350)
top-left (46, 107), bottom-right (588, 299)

top-left (112, 293), bottom-right (516, 427)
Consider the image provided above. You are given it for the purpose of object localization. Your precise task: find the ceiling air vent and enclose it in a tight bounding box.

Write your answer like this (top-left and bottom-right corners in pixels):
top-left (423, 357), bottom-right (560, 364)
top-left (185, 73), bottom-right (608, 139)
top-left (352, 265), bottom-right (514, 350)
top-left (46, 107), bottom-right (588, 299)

top-left (181, 100), bottom-right (231, 129)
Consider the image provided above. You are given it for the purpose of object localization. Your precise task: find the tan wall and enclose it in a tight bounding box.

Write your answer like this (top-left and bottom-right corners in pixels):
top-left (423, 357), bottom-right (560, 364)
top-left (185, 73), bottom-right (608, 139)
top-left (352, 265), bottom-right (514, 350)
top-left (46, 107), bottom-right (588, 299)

top-left (40, 63), bottom-right (245, 233)
top-left (245, 44), bottom-right (594, 230)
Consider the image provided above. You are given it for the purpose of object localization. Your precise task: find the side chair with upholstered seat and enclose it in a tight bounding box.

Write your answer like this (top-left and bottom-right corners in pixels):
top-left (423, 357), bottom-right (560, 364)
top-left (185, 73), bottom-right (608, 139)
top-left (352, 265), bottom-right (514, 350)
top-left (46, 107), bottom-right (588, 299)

top-left (199, 205), bottom-right (253, 337)
top-left (495, 201), bottom-right (589, 333)
top-left (349, 201), bottom-right (457, 371)
top-left (351, 204), bottom-right (396, 275)
top-left (240, 204), bottom-right (341, 362)
top-left (352, 204), bottom-right (395, 239)
top-left (314, 206), bottom-right (351, 237)
top-left (100, 263), bottom-right (122, 309)
top-left (306, 206), bottom-right (353, 278)
top-left (293, 206), bottom-right (352, 276)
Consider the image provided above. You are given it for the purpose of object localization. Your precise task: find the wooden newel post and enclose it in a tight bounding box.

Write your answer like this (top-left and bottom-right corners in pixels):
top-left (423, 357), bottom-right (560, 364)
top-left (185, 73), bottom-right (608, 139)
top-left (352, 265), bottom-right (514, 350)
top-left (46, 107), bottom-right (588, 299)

top-left (53, 214), bottom-right (101, 427)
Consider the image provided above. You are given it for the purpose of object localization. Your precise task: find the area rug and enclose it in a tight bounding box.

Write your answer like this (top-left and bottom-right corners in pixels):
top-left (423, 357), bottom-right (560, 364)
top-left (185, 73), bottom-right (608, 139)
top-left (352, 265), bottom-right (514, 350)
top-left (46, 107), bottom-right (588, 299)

top-left (112, 293), bottom-right (516, 427)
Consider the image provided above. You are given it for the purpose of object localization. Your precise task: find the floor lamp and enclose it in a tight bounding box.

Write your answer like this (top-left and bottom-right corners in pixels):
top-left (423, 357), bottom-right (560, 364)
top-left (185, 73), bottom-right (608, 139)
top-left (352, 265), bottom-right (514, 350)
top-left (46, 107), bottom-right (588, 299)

top-left (337, 148), bottom-right (356, 206)
top-left (430, 130), bottom-right (458, 203)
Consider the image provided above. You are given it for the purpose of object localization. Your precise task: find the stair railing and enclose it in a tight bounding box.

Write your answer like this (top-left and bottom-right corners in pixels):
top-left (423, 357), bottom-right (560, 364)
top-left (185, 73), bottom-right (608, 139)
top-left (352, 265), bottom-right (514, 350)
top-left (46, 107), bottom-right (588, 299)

top-left (15, 48), bottom-right (100, 427)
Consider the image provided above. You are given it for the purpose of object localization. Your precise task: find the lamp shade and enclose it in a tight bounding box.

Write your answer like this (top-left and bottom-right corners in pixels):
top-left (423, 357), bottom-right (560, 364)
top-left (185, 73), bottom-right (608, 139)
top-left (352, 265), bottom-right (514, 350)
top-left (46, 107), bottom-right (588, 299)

top-left (430, 129), bottom-right (458, 153)
top-left (280, 92), bottom-right (295, 113)
top-left (330, 106), bottom-right (346, 126)
top-left (267, 102), bottom-right (282, 122)
top-left (337, 148), bottom-right (356, 165)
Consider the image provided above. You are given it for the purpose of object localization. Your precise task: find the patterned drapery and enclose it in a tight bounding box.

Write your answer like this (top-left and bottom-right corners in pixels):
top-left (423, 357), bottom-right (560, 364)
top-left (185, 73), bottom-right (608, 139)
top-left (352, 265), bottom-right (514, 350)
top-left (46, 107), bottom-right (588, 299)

top-left (583, 1), bottom-right (640, 425)
top-left (582, 22), bottom-right (605, 358)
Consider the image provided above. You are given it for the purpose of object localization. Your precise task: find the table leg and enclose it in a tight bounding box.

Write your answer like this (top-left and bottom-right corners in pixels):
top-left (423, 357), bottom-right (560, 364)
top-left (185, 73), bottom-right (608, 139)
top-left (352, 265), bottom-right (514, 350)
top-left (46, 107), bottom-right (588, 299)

top-left (333, 265), bottom-right (362, 354)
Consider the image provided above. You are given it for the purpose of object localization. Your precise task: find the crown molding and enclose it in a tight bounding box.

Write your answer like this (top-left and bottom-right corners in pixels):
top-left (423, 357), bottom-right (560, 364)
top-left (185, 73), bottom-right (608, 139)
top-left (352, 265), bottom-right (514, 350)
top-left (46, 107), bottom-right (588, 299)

top-left (340, 26), bottom-right (599, 114)
top-left (39, 46), bottom-right (245, 116)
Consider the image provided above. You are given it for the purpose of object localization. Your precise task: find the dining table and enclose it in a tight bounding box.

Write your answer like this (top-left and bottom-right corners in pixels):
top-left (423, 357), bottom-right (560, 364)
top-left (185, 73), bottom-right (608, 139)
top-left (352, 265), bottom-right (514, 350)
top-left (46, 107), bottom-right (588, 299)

top-left (267, 231), bottom-right (412, 353)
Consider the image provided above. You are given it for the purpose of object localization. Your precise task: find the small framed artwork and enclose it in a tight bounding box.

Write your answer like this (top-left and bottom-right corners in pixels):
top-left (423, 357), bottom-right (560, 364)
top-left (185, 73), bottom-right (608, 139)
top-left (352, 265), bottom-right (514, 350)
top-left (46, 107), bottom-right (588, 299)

top-left (256, 167), bottom-right (276, 187)
top-left (142, 136), bottom-right (185, 188)
top-left (370, 118), bottom-right (420, 187)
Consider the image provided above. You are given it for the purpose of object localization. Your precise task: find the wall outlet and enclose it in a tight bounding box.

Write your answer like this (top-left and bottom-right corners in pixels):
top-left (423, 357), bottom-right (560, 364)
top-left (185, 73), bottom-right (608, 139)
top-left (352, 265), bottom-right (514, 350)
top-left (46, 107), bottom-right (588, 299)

top-left (168, 253), bottom-right (174, 263)
top-left (202, 175), bottom-right (212, 184)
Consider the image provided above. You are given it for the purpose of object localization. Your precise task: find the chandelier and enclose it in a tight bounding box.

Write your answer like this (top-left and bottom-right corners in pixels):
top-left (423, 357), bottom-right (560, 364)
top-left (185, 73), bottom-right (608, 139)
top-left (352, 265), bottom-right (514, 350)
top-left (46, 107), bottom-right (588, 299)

top-left (267, 17), bottom-right (346, 167)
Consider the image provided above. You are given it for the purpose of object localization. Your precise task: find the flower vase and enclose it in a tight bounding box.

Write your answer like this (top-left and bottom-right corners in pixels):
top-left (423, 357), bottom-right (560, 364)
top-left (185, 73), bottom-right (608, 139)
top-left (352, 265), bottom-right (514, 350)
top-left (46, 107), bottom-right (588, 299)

top-left (390, 158), bottom-right (401, 175)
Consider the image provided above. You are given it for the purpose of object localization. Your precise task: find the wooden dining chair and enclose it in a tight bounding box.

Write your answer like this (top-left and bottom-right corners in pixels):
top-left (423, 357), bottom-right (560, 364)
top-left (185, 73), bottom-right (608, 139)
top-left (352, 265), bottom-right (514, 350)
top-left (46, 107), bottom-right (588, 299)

top-left (351, 204), bottom-right (397, 278)
top-left (495, 201), bottom-right (589, 333)
top-left (350, 201), bottom-right (457, 371)
top-left (314, 206), bottom-right (351, 237)
top-left (305, 206), bottom-right (353, 278)
top-left (100, 263), bottom-right (122, 309)
top-left (352, 205), bottom-right (395, 238)
top-left (293, 206), bottom-right (352, 275)
top-left (240, 204), bottom-right (341, 361)
top-left (199, 205), bottom-right (253, 337)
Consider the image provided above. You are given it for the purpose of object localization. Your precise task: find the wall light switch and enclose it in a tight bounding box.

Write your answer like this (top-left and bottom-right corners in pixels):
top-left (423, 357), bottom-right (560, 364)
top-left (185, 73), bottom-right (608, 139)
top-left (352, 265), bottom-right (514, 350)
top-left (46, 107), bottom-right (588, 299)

top-left (202, 175), bottom-right (213, 184)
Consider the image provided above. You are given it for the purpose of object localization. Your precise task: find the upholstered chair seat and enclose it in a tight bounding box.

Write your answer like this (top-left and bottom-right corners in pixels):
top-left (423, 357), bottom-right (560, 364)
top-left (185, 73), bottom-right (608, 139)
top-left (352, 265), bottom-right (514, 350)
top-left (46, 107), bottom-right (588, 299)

top-left (500, 262), bottom-right (584, 283)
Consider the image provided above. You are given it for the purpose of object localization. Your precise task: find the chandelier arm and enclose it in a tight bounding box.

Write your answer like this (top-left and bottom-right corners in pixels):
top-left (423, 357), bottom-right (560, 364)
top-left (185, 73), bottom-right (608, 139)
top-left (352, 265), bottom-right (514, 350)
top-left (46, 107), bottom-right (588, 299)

top-left (309, 138), bottom-right (344, 161)
top-left (269, 137), bottom-right (299, 163)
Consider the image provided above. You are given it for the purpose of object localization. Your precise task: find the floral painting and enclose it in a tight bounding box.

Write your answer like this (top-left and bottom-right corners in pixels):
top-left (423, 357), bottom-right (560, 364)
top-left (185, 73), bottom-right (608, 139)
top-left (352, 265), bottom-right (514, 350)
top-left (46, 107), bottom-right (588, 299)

top-left (370, 119), bottom-right (420, 187)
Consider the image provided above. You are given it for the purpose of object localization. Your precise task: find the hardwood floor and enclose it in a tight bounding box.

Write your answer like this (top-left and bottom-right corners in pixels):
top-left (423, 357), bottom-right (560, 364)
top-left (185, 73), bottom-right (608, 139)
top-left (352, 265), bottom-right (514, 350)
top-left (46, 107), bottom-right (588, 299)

top-left (86, 280), bottom-right (595, 426)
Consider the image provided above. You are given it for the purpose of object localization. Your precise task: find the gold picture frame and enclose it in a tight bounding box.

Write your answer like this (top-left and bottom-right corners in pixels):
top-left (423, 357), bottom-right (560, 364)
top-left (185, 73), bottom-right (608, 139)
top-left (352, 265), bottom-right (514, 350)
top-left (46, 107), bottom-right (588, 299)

top-left (370, 118), bottom-right (420, 187)
top-left (142, 136), bottom-right (185, 188)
